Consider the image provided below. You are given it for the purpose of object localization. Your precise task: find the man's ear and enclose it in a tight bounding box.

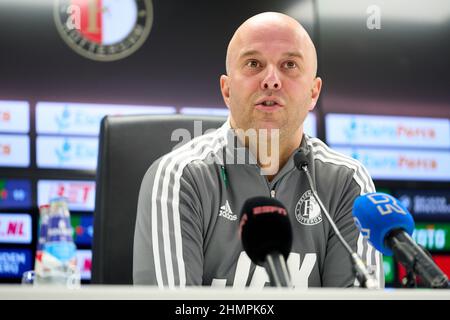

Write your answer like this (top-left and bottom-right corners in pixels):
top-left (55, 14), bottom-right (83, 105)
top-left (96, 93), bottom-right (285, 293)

top-left (220, 74), bottom-right (231, 108)
top-left (309, 77), bottom-right (322, 111)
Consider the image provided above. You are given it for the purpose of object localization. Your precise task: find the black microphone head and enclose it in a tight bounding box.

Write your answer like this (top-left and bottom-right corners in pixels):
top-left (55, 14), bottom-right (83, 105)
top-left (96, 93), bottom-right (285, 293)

top-left (240, 196), bottom-right (292, 266)
top-left (294, 150), bottom-right (308, 170)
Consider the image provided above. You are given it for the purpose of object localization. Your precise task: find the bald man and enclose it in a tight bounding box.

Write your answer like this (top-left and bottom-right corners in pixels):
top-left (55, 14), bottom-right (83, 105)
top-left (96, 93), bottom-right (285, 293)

top-left (134, 12), bottom-right (384, 288)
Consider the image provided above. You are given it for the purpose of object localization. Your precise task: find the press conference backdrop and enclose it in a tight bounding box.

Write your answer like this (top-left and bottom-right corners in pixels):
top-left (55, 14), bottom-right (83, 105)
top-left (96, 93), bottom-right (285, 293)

top-left (0, 0), bottom-right (449, 287)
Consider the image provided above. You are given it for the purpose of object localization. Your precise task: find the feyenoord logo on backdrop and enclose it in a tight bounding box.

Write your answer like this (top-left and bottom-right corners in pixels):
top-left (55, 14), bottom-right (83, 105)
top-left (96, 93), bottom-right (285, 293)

top-left (54, 0), bottom-right (153, 61)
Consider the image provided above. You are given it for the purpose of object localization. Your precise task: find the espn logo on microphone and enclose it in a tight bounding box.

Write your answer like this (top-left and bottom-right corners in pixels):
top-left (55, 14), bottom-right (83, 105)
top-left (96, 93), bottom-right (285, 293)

top-left (252, 206), bottom-right (287, 216)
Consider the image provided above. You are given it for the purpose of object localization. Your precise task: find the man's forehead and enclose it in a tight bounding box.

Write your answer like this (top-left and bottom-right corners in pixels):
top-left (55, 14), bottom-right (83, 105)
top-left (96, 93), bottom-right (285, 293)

top-left (225, 12), bottom-right (316, 74)
top-left (238, 48), bottom-right (305, 60)
top-left (238, 21), bottom-right (305, 45)
top-left (232, 20), bottom-right (309, 56)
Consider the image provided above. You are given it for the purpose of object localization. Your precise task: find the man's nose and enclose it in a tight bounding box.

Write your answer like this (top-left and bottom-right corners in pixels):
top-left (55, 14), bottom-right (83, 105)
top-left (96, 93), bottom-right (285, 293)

top-left (261, 66), bottom-right (282, 91)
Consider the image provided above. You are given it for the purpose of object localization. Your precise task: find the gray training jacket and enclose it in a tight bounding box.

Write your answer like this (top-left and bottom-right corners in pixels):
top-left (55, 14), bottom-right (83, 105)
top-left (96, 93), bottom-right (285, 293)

top-left (133, 120), bottom-right (385, 288)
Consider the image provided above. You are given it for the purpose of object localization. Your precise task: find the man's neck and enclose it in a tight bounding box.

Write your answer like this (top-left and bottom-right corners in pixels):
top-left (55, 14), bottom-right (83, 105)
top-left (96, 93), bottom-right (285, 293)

top-left (232, 126), bottom-right (303, 182)
top-left (264, 132), bottom-right (303, 182)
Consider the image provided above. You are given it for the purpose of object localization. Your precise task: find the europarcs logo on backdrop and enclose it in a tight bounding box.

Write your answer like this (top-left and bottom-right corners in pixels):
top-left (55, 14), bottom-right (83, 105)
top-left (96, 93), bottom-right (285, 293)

top-left (54, 0), bottom-right (153, 61)
top-left (53, 104), bottom-right (103, 132)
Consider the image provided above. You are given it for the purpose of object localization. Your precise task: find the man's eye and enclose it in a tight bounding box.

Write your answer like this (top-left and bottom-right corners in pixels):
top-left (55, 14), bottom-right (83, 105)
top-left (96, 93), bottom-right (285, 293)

top-left (246, 60), bottom-right (260, 68)
top-left (283, 61), bottom-right (297, 69)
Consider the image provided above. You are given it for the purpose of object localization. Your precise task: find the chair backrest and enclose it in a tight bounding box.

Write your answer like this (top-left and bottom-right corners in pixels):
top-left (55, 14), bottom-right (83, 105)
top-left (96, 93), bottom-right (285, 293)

top-left (91, 114), bottom-right (226, 284)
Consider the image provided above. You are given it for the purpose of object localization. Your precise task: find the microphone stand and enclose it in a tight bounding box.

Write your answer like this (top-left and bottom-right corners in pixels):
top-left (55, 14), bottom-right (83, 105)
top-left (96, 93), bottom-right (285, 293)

top-left (263, 252), bottom-right (293, 288)
top-left (388, 232), bottom-right (448, 288)
top-left (298, 160), bottom-right (379, 289)
top-left (403, 269), bottom-right (417, 288)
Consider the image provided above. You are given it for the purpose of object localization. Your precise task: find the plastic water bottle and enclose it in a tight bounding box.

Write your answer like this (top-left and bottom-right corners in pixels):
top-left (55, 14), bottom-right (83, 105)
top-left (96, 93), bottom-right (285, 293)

top-left (34, 204), bottom-right (50, 277)
top-left (22, 204), bottom-right (50, 285)
top-left (34, 197), bottom-right (80, 287)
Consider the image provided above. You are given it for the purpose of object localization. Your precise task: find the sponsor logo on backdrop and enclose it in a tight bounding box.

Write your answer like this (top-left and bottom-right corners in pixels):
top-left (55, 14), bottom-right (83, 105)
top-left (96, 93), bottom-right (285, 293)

top-left (36, 102), bottom-right (176, 135)
top-left (0, 249), bottom-right (32, 278)
top-left (56, 139), bottom-right (74, 163)
top-left (54, 0), bottom-right (153, 61)
top-left (0, 111), bottom-right (10, 122)
top-left (344, 118), bottom-right (437, 142)
top-left (71, 215), bottom-right (94, 245)
top-left (0, 142), bottom-right (10, 156)
top-left (0, 101), bottom-right (29, 133)
top-left (55, 104), bottom-right (71, 132)
top-left (336, 147), bottom-right (450, 181)
top-left (382, 255), bottom-right (394, 284)
top-left (36, 136), bottom-right (98, 170)
top-left (0, 214), bottom-right (32, 244)
top-left (76, 250), bottom-right (92, 280)
top-left (397, 190), bottom-right (450, 218)
top-left (327, 114), bottom-right (450, 148)
top-left (0, 135), bottom-right (30, 167)
top-left (38, 180), bottom-right (95, 211)
top-left (412, 223), bottom-right (450, 251)
top-left (352, 152), bottom-right (439, 171)
top-left (0, 179), bottom-right (32, 209)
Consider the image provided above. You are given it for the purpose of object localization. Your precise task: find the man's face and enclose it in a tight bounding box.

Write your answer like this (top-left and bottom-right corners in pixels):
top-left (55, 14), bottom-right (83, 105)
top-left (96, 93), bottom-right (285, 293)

top-left (221, 19), bottom-right (321, 141)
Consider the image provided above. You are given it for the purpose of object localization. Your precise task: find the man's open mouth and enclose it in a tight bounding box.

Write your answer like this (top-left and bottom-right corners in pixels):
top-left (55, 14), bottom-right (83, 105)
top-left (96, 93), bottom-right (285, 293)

top-left (261, 101), bottom-right (277, 106)
top-left (255, 96), bottom-right (284, 109)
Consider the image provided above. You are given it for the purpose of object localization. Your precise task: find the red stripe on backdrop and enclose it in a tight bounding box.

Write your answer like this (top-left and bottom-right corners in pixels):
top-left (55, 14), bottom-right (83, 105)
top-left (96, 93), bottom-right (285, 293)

top-left (72, 0), bottom-right (103, 44)
top-left (432, 255), bottom-right (450, 277)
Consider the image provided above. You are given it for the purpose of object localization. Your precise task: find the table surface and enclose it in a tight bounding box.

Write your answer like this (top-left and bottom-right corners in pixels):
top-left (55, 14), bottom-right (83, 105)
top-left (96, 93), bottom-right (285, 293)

top-left (1, 285), bottom-right (450, 300)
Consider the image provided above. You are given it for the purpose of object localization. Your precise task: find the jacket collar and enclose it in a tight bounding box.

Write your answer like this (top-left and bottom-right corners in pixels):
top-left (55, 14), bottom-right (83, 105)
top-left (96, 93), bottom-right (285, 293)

top-left (219, 118), bottom-right (311, 183)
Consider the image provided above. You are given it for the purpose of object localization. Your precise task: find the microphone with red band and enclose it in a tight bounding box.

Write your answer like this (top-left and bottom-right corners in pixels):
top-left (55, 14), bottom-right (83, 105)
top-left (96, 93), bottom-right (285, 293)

top-left (240, 196), bottom-right (293, 287)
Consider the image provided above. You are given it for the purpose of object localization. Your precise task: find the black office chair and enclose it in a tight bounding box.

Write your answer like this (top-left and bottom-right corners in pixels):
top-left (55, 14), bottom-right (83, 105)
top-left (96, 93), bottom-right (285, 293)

top-left (91, 114), bottom-right (226, 284)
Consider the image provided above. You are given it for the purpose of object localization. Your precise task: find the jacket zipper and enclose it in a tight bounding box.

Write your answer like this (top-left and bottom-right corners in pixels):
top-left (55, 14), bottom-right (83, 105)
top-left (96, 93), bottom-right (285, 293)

top-left (260, 166), bottom-right (296, 199)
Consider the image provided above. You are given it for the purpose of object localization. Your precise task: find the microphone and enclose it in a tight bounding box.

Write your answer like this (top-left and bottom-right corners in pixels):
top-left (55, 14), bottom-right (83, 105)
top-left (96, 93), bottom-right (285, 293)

top-left (353, 193), bottom-right (448, 288)
top-left (240, 196), bottom-right (293, 287)
top-left (294, 150), bottom-right (379, 289)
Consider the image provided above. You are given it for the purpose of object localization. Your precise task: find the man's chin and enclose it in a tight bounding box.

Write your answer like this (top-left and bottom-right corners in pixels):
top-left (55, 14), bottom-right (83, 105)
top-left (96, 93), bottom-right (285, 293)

top-left (232, 118), bottom-right (284, 135)
top-left (254, 121), bottom-right (282, 133)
